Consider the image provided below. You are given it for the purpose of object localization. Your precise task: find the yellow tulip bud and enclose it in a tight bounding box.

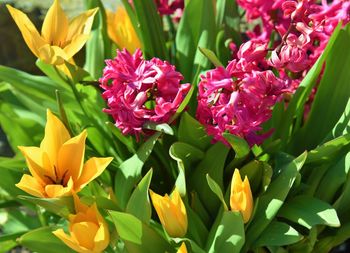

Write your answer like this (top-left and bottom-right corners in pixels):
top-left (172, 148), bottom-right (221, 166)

top-left (177, 242), bottom-right (188, 253)
top-left (149, 188), bottom-right (188, 237)
top-left (53, 195), bottom-right (110, 253)
top-left (230, 169), bottom-right (253, 223)
top-left (106, 6), bottom-right (141, 53)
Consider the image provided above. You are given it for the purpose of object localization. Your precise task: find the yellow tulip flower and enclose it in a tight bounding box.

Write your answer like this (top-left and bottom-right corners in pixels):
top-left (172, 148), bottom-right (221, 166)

top-left (177, 242), bottom-right (188, 253)
top-left (16, 109), bottom-right (113, 198)
top-left (6, 0), bottom-right (98, 65)
top-left (53, 195), bottom-right (110, 253)
top-left (230, 169), bottom-right (253, 223)
top-left (149, 188), bottom-right (188, 237)
top-left (106, 6), bottom-right (141, 53)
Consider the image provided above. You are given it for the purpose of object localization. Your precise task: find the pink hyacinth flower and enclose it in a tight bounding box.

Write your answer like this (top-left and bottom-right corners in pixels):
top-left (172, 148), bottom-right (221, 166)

top-left (100, 49), bottom-right (191, 138)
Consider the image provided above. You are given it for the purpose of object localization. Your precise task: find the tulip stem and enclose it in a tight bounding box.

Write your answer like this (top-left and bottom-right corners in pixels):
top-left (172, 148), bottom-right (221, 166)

top-left (36, 206), bottom-right (47, 227)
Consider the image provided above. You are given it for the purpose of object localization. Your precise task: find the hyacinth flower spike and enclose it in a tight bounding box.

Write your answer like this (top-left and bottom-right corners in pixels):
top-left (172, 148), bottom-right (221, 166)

top-left (16, 109), bottom-right (113, 198)
top-left (7, 0), bottom-right (98, 65)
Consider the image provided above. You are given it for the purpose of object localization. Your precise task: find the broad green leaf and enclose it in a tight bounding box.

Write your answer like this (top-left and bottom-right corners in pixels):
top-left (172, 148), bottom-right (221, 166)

top-left (223, 133), bottom-right (250, 159)
top-left (191, 142), bottom-right (229, 215)
top-left (291, 25), bottom-right (350, 153)
top-left (132, 0), bottom-right (167, 60)
top-left (109, 211), bottom-right (172, 253)
top-left (178, 112), bottom-right (211, 151)
top-left (176, 0), bottom-right (216, 81)
top-left (206, 211), bottom-right (245, 253)
top-left (315, 151), bottom-right (350, 202)
top-left (254, 222), bottom-right (303, 247)
top-left (19, 227), bottom-right (75, 253)
top-left (114, 133), bottom-right (160, 209)
top-left (169, 142), bottom-right (205, 170)
top-left (84, 0), bottom-right (111, 78)
top-left (185, 204), bottom-right (210, 248)
top-left (244, 152), bottom-right (307, 250)
top-left (18, 196), bottom-right (74, 218)
top-left (126, 169), bottom-right (153, 224)
top-left (278, 196), bottom-right (340, 229)
top-left (143, 122), bottom-right (174, 135)
top-left (270, 23), bottom-right (342, 146)
top-left (305, 134), bottom-right (350, 165)
top-left (314, 222), bottom-right (350, 253)
top-left (206, 174), bottom-right (228, 211)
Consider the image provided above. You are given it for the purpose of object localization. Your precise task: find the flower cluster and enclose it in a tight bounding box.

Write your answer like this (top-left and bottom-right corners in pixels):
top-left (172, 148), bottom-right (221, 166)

top-left (196, 43), bottom-right (287, 146)
top-left (100, 49), bottom-right (190, 138)
top-left (237, 0), bottom-right (350, 90)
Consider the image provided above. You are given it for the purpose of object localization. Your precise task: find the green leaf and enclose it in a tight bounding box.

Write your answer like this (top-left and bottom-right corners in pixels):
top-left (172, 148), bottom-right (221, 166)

top-left (244, 152), bottom-right (307, 250)
top-left (109, 211), bottom-right (172, 253)
top-left (143, 122), bottom-right (174, 135)
top-left (206, 211), bottom-right (245, 253)
top-left (19, 227), bottom-right (75, 253)
top-left (254, 222), bottom-right (303, 247)
top-left (18, 196), bottom-right (74, 218)
top-left (270, 23), bottom-right (342, 146)
top-left (176, 0), bottom-right (216, 81)
top-left (191, 142), bottom-right (229, 215)
top-left (315, 151), bottom-right (350, 203)
top-left (178, 112), bottom-right (211, 151)
top-left (239, 160), bottom-right (264, 193)
top-left (279, 196), bottom-right (340, 229)
top-left (223, 133), bottom-right (250, 159)
top-left (84, 0), bottom-right (111, 79)
top-left (132, 0), bottom-right (167, 60)
top-left (169, 142), bottom-right (205, 170)
top-left (114, 133), bottom-right (160, 209)
top-left (198, 47), bottom-right (224, 67)
top-left (206, 174), bottom-right (228, 210)
top-left (126, 169), bottom-right (153, 224)
top-left (305, 134), bottom-right (350, 165)
top-left (290, 25), bottom-right (350, 153)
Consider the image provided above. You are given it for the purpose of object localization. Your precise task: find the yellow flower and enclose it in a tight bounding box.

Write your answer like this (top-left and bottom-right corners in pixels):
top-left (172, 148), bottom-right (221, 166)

top-left (6, 0), bottom-right (98, 65)
top-left (16, 109), bottom-right (113, 198)
top-left (177, 242), bottom-right (188, 253)
top-left (149, 188), bottom-right (188, 237)
top-left (230, 169), bottom-right (253, 223)
top-left (106, 6), bottom-right (141, 53)
top-left (53, 195), bottom-right (110, 253)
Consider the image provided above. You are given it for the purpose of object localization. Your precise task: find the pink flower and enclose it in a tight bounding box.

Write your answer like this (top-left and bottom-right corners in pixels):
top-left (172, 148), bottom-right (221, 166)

top-left (100, 49), bottom-right (190, 137)
top-left (269, 34), bottom-right (310, 73)
top-left (196, 61), bottom-right (287, 146)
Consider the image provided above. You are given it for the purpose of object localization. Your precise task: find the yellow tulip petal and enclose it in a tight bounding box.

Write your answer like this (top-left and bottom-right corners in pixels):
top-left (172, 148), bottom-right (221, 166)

top-left (107, 7), bottom-right (141, 53)
top-left (37, 44), bottom-right (69, 65)
top-left (45, 177), bottom-right (74, 198)
top-left (53, 229), bottom-right (90, 253)
top-left (63, 34), bottom-right (90, 59)
top-left (41, 0), bottom-right (69, 46)
top-left (75, 157), bottom-right (113, 190)
top-left (17, 146), bottom-right (48, 184)
top-left (6, 5), bottom-right (46, 58)
top-left (72, 193), bottom-right (89, 214)
top-left (16, 174), bottom-right (45, 198)
top-left (93, 221), bottom-right (110, 252)
top-left (71, 221), bottom-right (99, 250)
top-left (58, 130), bottom-right (87, 181)
top-left (65, 8), bottom-right (98, 43)
top-left (40, 109), bottom-right (70, 168)
top-left (177, 242), bottom-right (188, 253)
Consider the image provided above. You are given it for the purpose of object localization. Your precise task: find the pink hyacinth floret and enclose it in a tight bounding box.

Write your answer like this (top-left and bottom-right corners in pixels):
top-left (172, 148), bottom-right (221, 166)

top-left (196, 57), bottom-right (288, 147)
top-left (100, 49), bottom-right (191, 138)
